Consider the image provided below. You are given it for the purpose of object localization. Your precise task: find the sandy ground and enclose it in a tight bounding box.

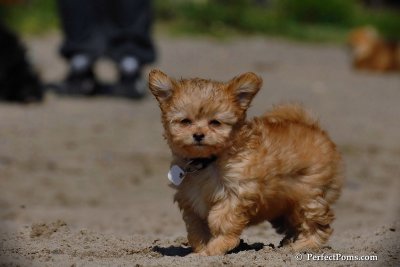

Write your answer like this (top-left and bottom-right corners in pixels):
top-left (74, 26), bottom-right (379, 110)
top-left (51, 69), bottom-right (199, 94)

top-left (0, 34), bottom-right (399, 266)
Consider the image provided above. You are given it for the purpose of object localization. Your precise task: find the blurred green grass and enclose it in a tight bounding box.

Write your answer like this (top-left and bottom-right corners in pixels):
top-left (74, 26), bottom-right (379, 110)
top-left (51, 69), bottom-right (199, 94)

top-left (155, 0), bottom-right (400, 42)
top-left (1, 0), bottom-right (59, 35)
top-left (1, 0), bottom-right (399, 42)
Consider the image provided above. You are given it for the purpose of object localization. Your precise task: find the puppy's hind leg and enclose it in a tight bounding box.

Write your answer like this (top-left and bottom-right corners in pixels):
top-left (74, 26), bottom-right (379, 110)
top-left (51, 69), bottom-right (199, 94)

top-left (291, 195), bottom-right (334, 251)
top-left (290, 163), bottom-right (342, 251)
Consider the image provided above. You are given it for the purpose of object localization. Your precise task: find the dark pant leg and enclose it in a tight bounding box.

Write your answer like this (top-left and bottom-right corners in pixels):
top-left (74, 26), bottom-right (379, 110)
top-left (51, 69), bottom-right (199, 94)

top-left (107, 0), bottom-right (156, 65)
top-left (57, 0), bottom-right (107, 60)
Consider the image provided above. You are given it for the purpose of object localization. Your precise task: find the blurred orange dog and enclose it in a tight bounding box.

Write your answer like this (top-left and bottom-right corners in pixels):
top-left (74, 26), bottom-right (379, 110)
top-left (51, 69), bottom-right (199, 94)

top-left (149, 70), bottom-right (343, 256)
top-left (348, 26), bottom-right (400, 72)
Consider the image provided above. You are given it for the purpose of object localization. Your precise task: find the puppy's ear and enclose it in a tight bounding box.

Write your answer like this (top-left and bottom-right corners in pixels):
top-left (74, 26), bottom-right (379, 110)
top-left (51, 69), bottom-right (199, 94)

top-left (148, 69), bottom-right (174, 104)
top-left (228, 72), bottom-right (262, 110)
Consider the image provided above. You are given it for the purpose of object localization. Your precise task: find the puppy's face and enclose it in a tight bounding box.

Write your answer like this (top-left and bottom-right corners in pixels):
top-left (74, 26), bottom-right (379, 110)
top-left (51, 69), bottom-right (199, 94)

top-left (149, 70), bottom-right (262, 159)
top-left (348, 27), bottom-right (379, 59)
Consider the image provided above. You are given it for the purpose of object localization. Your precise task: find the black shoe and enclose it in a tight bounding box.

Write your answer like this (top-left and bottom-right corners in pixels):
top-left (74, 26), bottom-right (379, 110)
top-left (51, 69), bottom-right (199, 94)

top-left (52, 53), bottom-right (101, 96)
top-left (54, 68), bottom-right (99, 96)
top-left (113, 71), bottom-right (147, 99)
top-left (113, 56), bottom-right (147, 99)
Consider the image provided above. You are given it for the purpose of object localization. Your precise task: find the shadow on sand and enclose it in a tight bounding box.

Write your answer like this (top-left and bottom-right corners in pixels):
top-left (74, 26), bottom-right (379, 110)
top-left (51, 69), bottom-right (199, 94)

top-left (153, 239), bottom-right (274, 257)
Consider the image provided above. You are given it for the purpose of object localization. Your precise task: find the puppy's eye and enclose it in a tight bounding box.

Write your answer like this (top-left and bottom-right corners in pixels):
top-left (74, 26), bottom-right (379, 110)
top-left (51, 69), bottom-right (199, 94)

top-left (209, 120), bottom-right (221, 126)
top-left (180, 118), bottom-right (192, 125)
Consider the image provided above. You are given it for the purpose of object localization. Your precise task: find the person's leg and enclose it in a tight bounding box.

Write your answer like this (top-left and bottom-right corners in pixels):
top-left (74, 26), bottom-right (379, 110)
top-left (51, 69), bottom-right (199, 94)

top-left (57, 0), bottom-right (107, 95)
top-left (58, 0), bottom-right (105, 61)
top-left (107, 0), bottom-right (157, 99)
top-left (108, 0), bottom-right (156, 65)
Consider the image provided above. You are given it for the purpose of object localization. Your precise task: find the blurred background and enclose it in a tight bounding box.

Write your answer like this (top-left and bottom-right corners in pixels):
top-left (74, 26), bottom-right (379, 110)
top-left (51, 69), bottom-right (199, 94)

top-left (1, 0), bottom-right (400, 41)
top-left (1, 0), bottom-right (399, 95)
top-left (0, 1), bottom-right (399, 266)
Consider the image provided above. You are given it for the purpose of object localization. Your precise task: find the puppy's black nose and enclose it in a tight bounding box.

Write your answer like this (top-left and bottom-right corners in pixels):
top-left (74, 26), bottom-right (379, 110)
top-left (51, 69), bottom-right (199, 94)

top-left (193, 133), bottom-right (205, 142)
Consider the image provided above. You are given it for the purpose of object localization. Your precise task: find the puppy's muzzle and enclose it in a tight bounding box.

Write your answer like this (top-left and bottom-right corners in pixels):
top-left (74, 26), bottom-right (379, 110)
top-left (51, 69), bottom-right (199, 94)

top-left (193, 133), bottom-right (205, 143)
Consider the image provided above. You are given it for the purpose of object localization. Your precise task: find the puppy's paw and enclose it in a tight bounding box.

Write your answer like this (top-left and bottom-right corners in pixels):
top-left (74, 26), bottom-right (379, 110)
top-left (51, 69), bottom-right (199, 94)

top-left (278, 236), bottom-right (294, 248)
top-left (198, 250), bottom-right (210, 256)
top-left (187, 252), bottom-right (200, 257)
top-left (291, 239), bottom-right (321, 252)
top-left (199, 248), bottom-right (228, 256)
top-left (187, 250), bottom-right (208, 257)
top-left (188, 248), bottom-right (220, 256)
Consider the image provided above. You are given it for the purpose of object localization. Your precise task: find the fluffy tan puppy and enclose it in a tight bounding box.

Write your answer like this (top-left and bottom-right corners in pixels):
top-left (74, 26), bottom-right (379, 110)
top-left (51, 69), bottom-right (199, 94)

top-left (149, 70), bottom-right (343, 256)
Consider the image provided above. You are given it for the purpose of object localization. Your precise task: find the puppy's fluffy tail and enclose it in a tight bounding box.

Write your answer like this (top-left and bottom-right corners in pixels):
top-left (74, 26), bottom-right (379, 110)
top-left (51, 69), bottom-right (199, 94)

top-left (263, 104), bottom-right (318, 127)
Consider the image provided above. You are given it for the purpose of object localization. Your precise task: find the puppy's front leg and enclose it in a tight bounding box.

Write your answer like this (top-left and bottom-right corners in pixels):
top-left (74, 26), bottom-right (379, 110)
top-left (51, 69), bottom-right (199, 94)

top-left (182, 209), bottom-right (211, 253)
top-left (202, 199), bottom-right (248, 256)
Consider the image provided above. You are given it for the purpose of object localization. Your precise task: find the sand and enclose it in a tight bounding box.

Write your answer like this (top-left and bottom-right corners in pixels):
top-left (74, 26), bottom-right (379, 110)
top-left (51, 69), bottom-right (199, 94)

top-left (0, 34), bottom-right (399, 266)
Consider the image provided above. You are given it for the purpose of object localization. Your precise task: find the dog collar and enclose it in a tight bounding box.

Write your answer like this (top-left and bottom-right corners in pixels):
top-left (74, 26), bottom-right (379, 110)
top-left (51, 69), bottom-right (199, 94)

top-left (184, 155), bottom-right (218, 173)
top-left (168, 155), bottom-right (217, 186)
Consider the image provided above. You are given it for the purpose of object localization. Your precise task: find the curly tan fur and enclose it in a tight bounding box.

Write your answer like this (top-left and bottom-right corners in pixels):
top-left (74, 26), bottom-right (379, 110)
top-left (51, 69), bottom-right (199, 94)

top-left (149, 70), bottom-right (343, 256)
